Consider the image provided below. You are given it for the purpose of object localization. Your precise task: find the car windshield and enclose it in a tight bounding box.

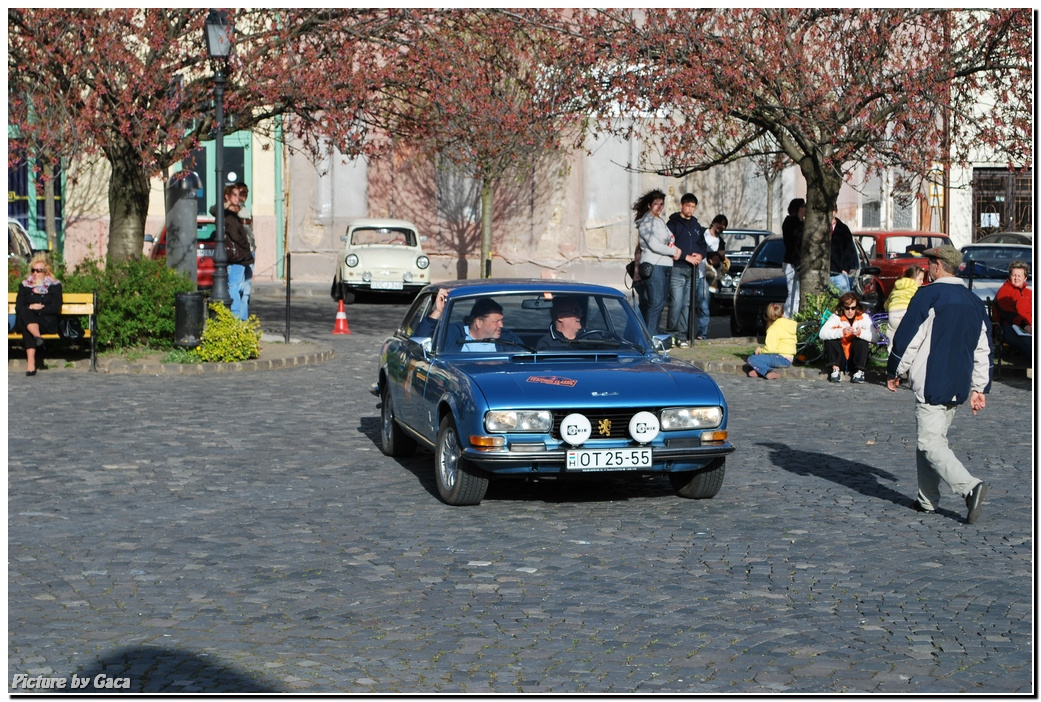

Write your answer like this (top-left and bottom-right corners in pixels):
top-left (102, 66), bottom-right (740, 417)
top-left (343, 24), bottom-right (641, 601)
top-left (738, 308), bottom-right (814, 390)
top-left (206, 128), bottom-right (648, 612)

top-left (959, 246), bottom-right (1031, 281)
top-left (351, 227), bottom-right (416, 246)
top-left (435, 291), bottom-right (650, 356)
top-left (722, 231), bottom-right (764, 253)
top-left (883, 235), bottom-right (949, 259)
top-left (747, 239), bottom-right (784, 268)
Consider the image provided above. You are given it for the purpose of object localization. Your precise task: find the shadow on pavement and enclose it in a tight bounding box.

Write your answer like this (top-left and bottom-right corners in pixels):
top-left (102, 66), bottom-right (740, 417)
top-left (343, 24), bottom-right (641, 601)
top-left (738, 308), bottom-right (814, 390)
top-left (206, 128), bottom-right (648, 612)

top-left (67, 645), bottom-right (282, 693)
top-left (757, 440), bottom-right (910, 508)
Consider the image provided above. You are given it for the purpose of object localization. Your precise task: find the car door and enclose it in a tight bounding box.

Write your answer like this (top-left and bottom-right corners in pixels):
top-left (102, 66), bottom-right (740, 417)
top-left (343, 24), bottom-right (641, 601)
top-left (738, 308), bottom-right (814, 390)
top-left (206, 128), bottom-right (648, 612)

top-left (391, 291), bottom-right (436, 434)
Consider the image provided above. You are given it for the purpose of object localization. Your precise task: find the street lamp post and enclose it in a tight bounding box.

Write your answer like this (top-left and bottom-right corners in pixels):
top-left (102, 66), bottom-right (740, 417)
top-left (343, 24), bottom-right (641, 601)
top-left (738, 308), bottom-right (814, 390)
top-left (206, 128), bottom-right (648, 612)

top-left (205, 9), bottom-right (233, 306)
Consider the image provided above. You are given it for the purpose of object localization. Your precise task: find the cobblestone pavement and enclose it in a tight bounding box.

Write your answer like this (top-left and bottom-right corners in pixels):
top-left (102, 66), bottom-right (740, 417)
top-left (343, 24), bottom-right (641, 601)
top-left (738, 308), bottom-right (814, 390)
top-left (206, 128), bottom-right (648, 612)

top-left (8, 285), bottom-right (1034, 693)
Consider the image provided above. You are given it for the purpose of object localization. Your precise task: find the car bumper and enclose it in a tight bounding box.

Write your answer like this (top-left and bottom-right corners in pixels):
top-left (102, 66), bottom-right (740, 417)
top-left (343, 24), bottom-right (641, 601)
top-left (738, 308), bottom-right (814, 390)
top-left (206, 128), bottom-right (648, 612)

top-left (462, 442), bottom-right (735, 475)
top-left (345, 281), bottom-right (426, 293)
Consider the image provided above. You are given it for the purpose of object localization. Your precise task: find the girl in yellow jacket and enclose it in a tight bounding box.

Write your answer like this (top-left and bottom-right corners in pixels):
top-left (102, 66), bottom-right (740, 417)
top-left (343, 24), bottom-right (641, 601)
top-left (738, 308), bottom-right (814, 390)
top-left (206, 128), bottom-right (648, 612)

top-left (746, 303), bottom-right (798, 379)
top-left (884, 264), bottom-right (925, 351)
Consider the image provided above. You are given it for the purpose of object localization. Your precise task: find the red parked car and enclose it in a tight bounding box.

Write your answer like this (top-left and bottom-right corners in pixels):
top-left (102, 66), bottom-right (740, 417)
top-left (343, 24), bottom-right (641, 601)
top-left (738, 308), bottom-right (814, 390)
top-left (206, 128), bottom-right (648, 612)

top-left (147, 218), bottom-right (217, 288)
top-left (852, 230), bottom-right (952, 301)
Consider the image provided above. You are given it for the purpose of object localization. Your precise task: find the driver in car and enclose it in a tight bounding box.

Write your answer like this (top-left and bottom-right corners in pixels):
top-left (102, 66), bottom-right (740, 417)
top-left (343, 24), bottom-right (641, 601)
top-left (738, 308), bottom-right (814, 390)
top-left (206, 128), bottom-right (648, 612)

top-left (536, 296), bottom-right (585, 350)
top-left (414, 289), bottom-right (525, 351)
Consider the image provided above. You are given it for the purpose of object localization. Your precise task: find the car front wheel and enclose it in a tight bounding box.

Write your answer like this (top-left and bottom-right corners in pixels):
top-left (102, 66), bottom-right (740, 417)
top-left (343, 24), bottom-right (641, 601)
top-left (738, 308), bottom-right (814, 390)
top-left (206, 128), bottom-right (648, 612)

top-left (381, 389), bottom-right (416, 457)
top-left (670, 458), bottom-right (726, 499)
top-left (434, 417), bottom-right (489, 506)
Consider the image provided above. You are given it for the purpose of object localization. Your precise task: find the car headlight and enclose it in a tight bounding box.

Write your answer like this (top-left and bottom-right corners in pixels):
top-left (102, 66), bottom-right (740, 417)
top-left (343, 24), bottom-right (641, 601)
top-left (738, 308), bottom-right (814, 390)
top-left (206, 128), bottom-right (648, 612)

top-left (660, 407), bottom-right (723, 430)
top-left (416, 255), bottom-right (430, 269)
top-left (485, 410), bottom-right (554, 433)
top-left (720, 274), bottom-right (734, 288)
top-left (345, 253), bottom-right (359, 267)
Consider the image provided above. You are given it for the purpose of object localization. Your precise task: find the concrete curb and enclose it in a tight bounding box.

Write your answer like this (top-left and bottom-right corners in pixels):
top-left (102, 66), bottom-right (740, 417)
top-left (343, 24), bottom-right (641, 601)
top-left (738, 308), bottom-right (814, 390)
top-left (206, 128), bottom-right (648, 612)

top-left (8, 341), bottom-right (335, 375)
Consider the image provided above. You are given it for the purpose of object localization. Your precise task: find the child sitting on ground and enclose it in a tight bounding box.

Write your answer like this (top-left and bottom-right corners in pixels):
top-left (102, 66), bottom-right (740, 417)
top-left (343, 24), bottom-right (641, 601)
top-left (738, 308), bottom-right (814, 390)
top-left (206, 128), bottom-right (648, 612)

top-left (746, 303), bottom-right (797, 379)
top-left (884, 264), bottom-right (926, 351)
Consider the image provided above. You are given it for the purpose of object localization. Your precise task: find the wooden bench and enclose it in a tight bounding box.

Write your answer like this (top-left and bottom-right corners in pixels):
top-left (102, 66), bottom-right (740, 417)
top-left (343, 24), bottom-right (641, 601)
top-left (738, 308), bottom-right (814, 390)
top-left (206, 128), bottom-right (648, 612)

top-left (8, 291), bottom-right (97, 371)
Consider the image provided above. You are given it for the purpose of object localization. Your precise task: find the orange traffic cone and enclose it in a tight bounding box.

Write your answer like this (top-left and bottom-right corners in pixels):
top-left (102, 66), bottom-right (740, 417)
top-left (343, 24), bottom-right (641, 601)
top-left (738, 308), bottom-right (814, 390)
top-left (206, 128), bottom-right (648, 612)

top-left (331, 299), bottom-right (352, 335)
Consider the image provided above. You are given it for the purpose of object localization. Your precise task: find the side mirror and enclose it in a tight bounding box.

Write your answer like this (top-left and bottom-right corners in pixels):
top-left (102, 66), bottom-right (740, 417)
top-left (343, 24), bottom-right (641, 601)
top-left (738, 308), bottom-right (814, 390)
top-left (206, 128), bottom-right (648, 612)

top-left (340, 234), bottom-right (349, 242)
top-left (860, 265), bottom-right (881, 276)
top-left (652, 334), bottom-right (673, 353)
top-left (409, 336), bottom-right (433, 357)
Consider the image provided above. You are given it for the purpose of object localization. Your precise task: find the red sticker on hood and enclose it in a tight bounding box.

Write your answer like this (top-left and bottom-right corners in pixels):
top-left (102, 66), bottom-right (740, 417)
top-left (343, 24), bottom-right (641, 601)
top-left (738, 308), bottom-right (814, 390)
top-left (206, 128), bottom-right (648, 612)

top-left (527, 375), bottom-right (578, 387)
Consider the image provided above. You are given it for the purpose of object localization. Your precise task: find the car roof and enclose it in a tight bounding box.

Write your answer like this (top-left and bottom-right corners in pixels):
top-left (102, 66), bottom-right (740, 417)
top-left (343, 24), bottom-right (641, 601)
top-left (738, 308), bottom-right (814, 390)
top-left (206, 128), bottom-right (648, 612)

top-left (428, 279), bottom-right (628, 299)
top-left (852, 230), bottom-right (950, 239)
top-left (347, 218), bottom-right (419, 231)
top-left (961, 242), bottom-right (1032, 249)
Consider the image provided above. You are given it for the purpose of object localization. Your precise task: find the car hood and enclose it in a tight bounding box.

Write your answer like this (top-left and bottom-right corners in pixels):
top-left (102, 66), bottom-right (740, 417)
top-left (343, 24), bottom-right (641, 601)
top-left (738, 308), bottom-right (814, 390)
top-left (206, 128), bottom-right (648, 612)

top-left (448, 355), bottom-right (726, 408)
top-left (737, 267), bottom-right (783, 285)
top-left (353, 246), bottom-right (423, 265)
top-left (963, 279), bottom-right (1002, 301)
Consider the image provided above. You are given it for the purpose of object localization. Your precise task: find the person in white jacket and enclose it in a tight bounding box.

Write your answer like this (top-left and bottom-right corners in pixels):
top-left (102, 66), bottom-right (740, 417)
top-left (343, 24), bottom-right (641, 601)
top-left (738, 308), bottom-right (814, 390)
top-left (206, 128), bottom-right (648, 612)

top-left (633, 189), bottom-right (681, 335)
top-left (819, 292), bottom-right (878, 384)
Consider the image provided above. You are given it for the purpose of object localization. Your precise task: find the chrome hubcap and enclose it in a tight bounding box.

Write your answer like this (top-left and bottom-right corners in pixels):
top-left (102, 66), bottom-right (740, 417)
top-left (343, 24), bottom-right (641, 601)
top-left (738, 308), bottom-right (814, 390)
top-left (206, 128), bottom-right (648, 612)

top-left (438, 427), bottom-right (459, 491)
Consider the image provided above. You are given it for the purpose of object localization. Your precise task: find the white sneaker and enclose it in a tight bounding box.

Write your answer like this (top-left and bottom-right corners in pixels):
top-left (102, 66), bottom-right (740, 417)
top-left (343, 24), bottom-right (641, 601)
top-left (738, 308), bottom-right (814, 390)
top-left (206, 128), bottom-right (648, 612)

top-left (829, 369), bottom-right (841, 383)
top-left (851, 371), bottom-right (865, 384)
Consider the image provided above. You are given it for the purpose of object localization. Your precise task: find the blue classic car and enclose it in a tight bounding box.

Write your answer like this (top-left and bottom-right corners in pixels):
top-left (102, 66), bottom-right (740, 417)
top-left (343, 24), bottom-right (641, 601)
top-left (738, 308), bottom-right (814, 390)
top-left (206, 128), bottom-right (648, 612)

top-left (374, 280), bottom-right (735, 505)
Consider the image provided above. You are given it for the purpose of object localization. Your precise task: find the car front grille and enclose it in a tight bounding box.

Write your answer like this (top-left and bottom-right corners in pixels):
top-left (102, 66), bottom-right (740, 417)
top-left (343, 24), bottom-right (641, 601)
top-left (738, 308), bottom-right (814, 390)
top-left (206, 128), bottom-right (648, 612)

top-left (551, 408), bottom-right (655, 441)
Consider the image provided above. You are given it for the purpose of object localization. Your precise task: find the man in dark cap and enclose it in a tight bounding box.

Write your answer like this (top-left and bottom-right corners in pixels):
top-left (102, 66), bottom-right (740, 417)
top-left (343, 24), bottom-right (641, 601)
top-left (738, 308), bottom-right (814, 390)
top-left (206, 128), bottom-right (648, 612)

top-left (414, 288), bottom-right (525, 351)
top-left (886, 244), bottom-right (992, 523)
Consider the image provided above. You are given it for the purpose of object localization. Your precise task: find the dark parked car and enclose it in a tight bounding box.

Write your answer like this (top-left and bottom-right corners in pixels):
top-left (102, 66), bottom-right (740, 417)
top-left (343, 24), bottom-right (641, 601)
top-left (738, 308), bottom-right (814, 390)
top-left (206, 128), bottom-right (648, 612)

top-left (712, 228), bottom-right (772, 311)
top-left (974, 231), bottom-right (1033, 246)
top-left (147, 217), bottom-right (217, 288)
top-left (958, 243), bottom-right (1033, 303)
top-left (730, 236), bottom-right (880, 336)
top-left (375, 279), bottom-right (735, 506)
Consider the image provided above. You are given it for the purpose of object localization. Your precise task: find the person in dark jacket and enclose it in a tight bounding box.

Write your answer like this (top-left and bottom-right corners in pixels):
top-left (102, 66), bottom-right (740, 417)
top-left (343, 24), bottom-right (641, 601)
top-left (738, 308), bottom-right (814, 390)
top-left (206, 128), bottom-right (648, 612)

top-left (536, 296), bottom-right (585, 350)
top-left (414, 289), bottom-right (525, 352)
top-left (665, 193), bottom-right (706, 346)
top-left (887, 244), bottom-right (991, 523)
top-left (15, 252), bottom-right (62, 376)
top-left (782, 198), bottom-right (806, 316)
top-left (829, 209), bottom-right (859, 294)
top-left (221, 184), bottom-right (255, 321)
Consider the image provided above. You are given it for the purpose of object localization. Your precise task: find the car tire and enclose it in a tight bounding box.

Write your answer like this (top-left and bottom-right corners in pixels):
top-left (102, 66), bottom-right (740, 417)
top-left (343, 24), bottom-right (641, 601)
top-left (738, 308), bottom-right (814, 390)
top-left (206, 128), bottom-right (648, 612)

top-left (730, 310), bottom-right (746, 337)
top-left (669, 458), bottom-right (725, 499)
top-left (434, 417), bottom-right (489, 506)
top-left (381, 389), bottom-right (416, 458)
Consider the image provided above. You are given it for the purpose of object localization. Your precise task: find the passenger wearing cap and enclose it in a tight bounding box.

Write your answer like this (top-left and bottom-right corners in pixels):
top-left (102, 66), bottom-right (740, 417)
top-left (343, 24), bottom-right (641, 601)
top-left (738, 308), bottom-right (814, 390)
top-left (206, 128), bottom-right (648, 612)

top-left (536, 296), bottom-right (585, 350)
top-left (886, 243), bottom-right (992, 524)
top-left (413, 289), bottom-right (524, 352)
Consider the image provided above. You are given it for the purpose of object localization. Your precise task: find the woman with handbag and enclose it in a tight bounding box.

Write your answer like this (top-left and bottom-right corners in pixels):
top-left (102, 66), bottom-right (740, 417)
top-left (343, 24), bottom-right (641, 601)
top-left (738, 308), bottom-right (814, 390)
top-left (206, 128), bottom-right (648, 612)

top-left (14, 252), bottom-right (62, 376)
top-left (221, 184), bottom-right (255, 321)
top-left (633, 189), bottom-right (681, 335)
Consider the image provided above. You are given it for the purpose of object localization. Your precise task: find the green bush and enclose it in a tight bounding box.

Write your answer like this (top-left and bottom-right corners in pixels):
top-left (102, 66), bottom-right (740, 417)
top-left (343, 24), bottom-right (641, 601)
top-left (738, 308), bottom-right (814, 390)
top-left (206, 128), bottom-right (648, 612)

top-left (192, 302), bottom-right (262, 362)
top-left (8, 259), bottom-right (28, 292)
top-left (63, 256), bottom-right (196, 350)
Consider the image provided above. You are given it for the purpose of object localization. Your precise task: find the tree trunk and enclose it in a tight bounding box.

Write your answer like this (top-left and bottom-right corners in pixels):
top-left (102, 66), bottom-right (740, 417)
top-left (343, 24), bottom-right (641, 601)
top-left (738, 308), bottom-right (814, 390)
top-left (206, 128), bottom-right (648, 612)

top-left (106, 142), bottom-right (151, 261)
top-left (43, 160), bottom-right (58, 252)
top-left (798, 164), bottom-right (843, 302)
top-left (479, 178), bottom-right (494, 278)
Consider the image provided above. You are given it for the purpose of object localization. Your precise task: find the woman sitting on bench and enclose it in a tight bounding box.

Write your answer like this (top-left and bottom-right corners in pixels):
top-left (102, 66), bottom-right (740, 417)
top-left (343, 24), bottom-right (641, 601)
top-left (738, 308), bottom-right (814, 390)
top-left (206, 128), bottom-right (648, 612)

top-left (14, 252), bottom-right (62, 376)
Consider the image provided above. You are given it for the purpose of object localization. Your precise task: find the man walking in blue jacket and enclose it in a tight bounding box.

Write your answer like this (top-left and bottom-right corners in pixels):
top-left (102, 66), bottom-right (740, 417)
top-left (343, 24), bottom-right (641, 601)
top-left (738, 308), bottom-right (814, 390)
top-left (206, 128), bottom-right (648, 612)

top-left (886, 245), bottom-right (992, 523)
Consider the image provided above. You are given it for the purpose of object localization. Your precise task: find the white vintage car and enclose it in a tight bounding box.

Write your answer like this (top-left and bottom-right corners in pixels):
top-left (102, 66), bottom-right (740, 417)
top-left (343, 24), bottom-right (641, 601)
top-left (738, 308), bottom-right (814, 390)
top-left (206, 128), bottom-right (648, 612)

top-left (331, 218), bottom-right (430, 302)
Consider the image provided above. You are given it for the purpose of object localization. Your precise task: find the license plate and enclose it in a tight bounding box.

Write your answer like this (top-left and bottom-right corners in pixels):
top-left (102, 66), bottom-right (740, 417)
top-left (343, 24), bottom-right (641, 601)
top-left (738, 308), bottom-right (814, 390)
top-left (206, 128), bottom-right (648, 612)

top-left (197, 250), bottom-right (214, 258)
top-left (566, 447), bottom-right (653, 472)
top-left (370, 280), bottom-right (403, 290)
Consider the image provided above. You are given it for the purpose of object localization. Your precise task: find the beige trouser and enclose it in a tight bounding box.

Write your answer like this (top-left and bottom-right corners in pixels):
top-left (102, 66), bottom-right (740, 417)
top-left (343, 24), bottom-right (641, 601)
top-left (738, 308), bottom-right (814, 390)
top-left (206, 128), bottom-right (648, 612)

top-left (914, 401), bottom-right (981, 510)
